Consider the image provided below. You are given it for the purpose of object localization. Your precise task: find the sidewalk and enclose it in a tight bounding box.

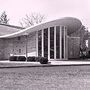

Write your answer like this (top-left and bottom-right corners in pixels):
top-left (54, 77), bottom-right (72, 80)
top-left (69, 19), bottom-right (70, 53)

top-left (0, 60), bottom-right (90, 68)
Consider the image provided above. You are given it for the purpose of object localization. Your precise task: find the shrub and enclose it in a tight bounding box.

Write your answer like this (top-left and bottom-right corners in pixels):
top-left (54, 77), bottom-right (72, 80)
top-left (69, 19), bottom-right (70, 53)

top-left (27, 56), bottom-right (48, 63)
top-left (9, 56), bottom-right (18, 61)
top-left (85, 51), bottom-right (90, 58)
top-left (35, 57), bottom-right (42, 62)
top-left (27, 56), bottom-right (35, 62)
top-left (39, 57), bottom-right (48, 64)
top-left (17, 56), bottom-right (26, 61)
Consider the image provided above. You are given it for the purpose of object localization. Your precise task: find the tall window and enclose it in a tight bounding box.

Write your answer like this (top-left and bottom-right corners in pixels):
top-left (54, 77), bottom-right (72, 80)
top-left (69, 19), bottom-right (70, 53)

top-left (56, 26), bottom-right (60, 59)
top-left (38, 30), bottom-right (42, 57)
top-left (44, 28), bottom-right (48, 58)
top-left (62, 26), bottom-right (64, 58)
top-left (50, 27), bottom-right (54, 59)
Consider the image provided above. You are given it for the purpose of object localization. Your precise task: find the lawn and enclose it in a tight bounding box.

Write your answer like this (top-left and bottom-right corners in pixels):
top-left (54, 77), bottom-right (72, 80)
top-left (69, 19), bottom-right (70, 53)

top-left (0, 66), bottom-right (90, 90)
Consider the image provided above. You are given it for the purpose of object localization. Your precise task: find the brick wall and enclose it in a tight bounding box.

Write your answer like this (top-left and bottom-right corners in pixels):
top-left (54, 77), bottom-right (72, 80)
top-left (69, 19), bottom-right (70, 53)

top-left (68, 37), bottom-right (80, 59)
top-left (27, 32), bottom-right (36, 56)
top-left (1, 31), bottom-right (36, 60)
top-left (0, 39), bottom-right (4, 59)
top-left (3, 38), bottom-right (13, 59)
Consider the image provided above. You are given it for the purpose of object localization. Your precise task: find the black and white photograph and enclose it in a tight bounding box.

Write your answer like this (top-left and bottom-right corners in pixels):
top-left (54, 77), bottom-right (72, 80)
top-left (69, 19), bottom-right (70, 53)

top-left (0, 0), bottom-right (89, 90)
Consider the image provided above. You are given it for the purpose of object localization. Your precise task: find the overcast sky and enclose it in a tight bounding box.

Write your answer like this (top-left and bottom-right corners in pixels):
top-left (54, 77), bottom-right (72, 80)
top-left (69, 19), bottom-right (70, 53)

top-left (0, 0), bottom-right (90, 28)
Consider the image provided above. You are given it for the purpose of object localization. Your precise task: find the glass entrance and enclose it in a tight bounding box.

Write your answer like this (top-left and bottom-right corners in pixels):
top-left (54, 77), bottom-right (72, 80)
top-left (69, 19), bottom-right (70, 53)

top-left (38, 26), bottom-right (67, 60)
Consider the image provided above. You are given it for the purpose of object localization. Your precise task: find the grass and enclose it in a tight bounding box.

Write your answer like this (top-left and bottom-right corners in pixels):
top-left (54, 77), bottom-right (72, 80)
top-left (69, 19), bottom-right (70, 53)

top-left (0, 66), bottom-right (90, 90)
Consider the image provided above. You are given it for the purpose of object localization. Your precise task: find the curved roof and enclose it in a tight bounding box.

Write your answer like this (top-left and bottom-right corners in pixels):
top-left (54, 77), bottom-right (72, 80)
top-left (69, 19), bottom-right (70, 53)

top-left (0, 17), bottom-right (82, 38)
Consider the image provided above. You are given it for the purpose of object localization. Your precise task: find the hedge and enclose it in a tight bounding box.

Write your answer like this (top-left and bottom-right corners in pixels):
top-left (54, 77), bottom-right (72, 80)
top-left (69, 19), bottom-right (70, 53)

top-left (27, 56), bottom-right (35, 62)
top-left (27, 56), bottom-right (48, 64)
top-left (9, 56), bottom-right (18, 61)
top-left (35, 57), bottom-right (42, 62)
top-left (9, 56), bottom-right (26, 61)
top-left (9, 56), bottom-right (48, 64)
top-left (39, 57), bottom-right (48, 64)
top-left (17, 56), bottom-right (26, 61)
top-left (27, 56), bottom-right (42, 62)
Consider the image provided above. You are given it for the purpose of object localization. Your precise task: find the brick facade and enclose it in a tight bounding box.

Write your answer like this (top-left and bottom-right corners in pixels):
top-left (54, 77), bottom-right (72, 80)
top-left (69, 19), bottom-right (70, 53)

top-left (0, 32), bottom-right (36, 60)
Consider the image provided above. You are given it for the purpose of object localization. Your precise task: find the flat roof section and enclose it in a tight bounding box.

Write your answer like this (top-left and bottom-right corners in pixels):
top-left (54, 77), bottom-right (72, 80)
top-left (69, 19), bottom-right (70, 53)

top-left (0, 24), bottom-right (24, 36)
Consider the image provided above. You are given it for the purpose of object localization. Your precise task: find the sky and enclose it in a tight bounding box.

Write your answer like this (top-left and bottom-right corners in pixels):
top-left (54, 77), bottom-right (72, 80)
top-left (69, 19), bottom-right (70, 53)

top-left (0, 0), bottom-right (90, 29)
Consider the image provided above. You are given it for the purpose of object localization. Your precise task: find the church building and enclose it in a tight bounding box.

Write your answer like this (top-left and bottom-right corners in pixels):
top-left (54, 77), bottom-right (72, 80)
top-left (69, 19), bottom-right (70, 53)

top-left (0, 17), bottom-right (83, 61)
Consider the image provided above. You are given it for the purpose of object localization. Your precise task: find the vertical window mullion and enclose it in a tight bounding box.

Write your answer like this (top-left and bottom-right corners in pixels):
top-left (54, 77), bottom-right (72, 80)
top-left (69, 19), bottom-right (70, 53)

top-left (54, 26), bottom-right (56, 59)
top-left (60, 26), bottom-right (62, 59)
top-left (48, 28), bottom-right (50, 60)
top-left (36, 31), bottom-right (38, 57)
top-left (64, 26), bottom-right (66, 59)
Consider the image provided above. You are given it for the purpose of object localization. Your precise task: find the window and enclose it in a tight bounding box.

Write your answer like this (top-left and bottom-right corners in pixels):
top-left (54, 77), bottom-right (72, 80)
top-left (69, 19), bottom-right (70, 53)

top-left (19, 49), bottom-right (21, 53)
top-left (56, 26), bottom-right (60, 59)
top-left (38, 30), bottom-right (42, 57)
top-left (50, 27), bottom-right (54, 59)
top-left (44, 28), bottom-right (48, 58)
top-left (61, 26), bottom-right (64, 58)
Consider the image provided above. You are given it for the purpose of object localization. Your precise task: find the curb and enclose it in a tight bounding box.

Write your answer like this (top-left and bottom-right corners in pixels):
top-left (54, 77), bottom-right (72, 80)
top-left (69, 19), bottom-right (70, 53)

top-left (0, 61), bottom-right (90, 68)
top-left (0, 63), bottom-right (90, 68)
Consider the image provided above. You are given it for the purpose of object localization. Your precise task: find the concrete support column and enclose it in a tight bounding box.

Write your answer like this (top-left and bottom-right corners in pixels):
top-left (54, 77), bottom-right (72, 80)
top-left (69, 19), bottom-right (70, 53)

top-left (36, 31), bottom-right (38, 57)
top-left (60, 26), bottom-right (62, 59)
top-left (64, 26), bottom-right (66, 59)
top-left (48, 28), bottom-right (50, 60)
top-left (25, 35), bottom-right (28, 61)
top-left (54, 26), bottom-right (56, 60)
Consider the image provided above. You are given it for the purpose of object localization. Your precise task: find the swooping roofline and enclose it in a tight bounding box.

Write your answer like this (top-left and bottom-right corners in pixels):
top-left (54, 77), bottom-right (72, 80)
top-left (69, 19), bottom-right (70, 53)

top-left (0, 17), bottom-right (82, 38)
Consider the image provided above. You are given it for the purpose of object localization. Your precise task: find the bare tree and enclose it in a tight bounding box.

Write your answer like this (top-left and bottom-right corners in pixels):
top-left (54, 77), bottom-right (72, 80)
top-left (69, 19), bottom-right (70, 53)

top-left (20, 13), bottom-right (46, 28)
top-left (0, 11), bottom-right (9, 24)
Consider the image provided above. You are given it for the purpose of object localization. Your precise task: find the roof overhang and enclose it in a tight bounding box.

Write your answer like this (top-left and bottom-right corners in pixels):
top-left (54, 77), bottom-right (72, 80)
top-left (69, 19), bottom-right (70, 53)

top-left (0, 17), bottom-right (82, 38)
